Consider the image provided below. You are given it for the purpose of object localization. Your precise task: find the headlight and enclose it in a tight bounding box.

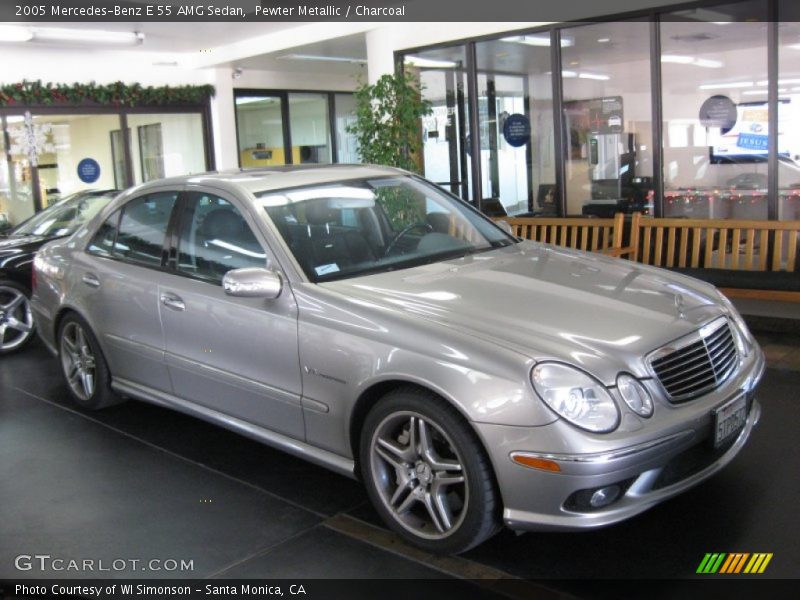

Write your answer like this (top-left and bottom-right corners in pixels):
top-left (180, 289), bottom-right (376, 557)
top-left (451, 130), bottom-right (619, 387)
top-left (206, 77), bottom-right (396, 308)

top-left (716, 291), bottom-right (753, 356)
top-left (616, 373), bottom-right (653, 417)
top-left (531, 363), bottom-right (620, 433)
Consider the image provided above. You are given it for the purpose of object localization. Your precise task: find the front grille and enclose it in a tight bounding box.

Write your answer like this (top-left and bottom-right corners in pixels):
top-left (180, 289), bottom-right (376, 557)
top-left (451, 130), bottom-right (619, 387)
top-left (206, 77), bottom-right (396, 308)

top-left (649, 318), bottom-right (738, 402)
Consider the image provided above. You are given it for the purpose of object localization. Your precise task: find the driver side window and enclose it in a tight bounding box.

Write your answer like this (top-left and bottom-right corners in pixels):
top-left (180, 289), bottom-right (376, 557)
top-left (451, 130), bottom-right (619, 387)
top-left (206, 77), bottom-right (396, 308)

top-left (176, 193), bottom-right (267, 285)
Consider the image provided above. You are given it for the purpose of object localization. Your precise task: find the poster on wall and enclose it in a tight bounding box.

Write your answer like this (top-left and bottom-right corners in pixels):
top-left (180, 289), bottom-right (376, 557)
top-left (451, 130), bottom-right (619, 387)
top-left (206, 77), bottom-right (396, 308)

top-left (710, 100), bottom-right (790, 162)
top-left (563, 96), bottom-right (624, 159)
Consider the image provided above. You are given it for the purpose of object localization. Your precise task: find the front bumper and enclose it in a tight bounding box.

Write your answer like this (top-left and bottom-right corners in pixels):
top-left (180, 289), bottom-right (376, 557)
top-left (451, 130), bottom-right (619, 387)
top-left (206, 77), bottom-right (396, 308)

top-left (478, 346), bottom-right (765, 532)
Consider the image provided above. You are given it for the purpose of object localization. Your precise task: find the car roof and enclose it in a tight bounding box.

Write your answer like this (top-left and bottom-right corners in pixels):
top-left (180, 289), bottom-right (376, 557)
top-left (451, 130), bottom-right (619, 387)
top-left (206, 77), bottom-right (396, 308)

top-left (128, 164), bottom-right (408, 198)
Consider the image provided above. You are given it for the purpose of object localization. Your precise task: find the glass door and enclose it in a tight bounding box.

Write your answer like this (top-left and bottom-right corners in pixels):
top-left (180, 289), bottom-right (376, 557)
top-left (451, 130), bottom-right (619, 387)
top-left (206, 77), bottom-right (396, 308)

top-left (404, 46), bottom-right (472, 201)
top-left (476, 37), bottom-right (555, 216)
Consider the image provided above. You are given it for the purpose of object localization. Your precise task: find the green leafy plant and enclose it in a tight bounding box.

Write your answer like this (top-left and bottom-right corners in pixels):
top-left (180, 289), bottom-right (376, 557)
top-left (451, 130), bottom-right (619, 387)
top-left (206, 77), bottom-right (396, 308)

top-left (347, 72), bottom-right (432, 173)
top-left (0, 80), bottom-right (215, 108)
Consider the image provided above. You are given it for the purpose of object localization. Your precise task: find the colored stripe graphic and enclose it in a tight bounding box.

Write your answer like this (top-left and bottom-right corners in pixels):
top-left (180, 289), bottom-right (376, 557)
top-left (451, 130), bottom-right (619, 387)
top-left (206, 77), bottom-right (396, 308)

top-left (697, 553), bottom-right (726, 574)
top-left (697, 552), bottom-right (773, 574)
top-left (744, 553), bottom-right (773, 574)
top-left (719, 553), bottom-right (749, 573)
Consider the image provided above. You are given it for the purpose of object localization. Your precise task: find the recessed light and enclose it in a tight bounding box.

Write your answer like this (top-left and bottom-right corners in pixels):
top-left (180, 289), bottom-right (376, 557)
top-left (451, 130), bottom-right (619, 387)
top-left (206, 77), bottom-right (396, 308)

top-left (403, 55), bottom-right (459, 68)
top-left (597, 38), bottom-right (610, 43)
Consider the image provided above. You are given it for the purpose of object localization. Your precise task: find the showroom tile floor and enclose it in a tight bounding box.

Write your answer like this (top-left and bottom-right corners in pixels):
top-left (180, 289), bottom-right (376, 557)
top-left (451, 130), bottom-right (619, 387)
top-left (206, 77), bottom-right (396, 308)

top-left (1, 328), bottom-right (798, 596)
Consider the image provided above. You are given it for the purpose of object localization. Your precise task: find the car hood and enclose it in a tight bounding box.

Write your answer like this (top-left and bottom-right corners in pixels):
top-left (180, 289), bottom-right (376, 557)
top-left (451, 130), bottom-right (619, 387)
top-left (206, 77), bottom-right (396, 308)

top-left (323, 242), bottom-right (726, 380)
top-left (0, 234), bottom-right (49, 253)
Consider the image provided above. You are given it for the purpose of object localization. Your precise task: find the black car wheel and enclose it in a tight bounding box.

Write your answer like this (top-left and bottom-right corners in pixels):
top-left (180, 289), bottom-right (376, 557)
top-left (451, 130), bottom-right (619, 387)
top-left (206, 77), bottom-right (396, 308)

top-left (0, 281), bottom-right (35, 355)
top-left (360, 387), bottom-right (501, 554)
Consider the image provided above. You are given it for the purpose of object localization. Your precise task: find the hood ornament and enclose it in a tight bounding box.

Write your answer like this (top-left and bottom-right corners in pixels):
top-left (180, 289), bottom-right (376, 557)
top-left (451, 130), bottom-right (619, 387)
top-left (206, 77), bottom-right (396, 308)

top-left (674, 293), bottom-right (686, 319)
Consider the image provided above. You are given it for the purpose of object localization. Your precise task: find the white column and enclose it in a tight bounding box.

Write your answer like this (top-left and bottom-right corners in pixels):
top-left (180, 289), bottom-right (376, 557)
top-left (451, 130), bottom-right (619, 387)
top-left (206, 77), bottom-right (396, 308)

top-left (209, 68), bottom-right (238, 170)
top-left (366, 27), bottom-right (396, 84)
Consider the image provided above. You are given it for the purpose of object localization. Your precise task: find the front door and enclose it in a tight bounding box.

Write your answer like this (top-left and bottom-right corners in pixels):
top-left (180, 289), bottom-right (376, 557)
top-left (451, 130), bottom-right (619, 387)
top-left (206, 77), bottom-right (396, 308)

top-left (159, 189), bottom-right (304, 440)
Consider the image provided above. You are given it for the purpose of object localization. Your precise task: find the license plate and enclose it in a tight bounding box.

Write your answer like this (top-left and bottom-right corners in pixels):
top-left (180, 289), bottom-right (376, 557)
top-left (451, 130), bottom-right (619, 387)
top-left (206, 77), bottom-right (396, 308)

top-left (713, 394), bottom-right (747, 448)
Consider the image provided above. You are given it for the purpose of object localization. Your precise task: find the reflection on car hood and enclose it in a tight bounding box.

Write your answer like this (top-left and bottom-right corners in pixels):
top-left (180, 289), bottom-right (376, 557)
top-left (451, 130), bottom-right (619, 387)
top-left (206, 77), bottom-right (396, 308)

top-left (0, 235), bottom-right (48, 253)
top-left (325, 242), bottom-right (725, 378)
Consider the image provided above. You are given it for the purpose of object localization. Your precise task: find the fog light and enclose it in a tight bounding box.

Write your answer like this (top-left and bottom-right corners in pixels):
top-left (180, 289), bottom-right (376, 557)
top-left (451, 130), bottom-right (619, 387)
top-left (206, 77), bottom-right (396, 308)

top-left (589, 485), bottom-right (620, 508)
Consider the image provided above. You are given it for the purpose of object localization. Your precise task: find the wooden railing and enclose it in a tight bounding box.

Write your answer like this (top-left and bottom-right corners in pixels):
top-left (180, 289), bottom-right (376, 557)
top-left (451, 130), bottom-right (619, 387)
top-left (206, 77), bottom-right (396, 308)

top-left (499, 212), bottom-right (800, 303)
top-left (501, 213), bottom-right (626, 255)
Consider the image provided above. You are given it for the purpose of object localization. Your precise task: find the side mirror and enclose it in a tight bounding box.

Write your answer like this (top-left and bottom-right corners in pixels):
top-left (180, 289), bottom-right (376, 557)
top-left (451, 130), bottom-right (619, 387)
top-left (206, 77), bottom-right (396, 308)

top-left (496, 220), bottom-right (514, 236)
top-left (222, 267), bottom-right (282, 299)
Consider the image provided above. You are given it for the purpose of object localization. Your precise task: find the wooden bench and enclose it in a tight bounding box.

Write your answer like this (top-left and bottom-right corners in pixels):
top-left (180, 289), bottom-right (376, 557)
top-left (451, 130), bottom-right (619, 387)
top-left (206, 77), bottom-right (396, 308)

top-left (621, 212), bottom-right (800, 303)
top-left (498, 212), bottom-right (800, 303)
top-left (500, 213), bottom-right (627, 256)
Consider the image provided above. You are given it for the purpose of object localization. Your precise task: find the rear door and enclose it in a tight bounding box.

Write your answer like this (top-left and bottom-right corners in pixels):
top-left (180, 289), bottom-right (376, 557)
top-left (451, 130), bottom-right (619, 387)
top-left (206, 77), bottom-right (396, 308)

top-left (76, 189), bottom-right (179, 392)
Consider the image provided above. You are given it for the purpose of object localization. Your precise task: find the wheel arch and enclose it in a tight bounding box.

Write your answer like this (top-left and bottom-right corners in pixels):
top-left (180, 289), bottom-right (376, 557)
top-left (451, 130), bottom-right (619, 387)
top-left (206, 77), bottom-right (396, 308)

top-left (348, 378), bottom-right (486, 479)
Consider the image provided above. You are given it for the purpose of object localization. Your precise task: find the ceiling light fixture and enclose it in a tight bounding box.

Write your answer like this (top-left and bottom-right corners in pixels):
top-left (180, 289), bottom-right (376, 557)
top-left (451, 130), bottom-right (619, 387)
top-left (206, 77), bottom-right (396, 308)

top-left (0, 26), bottom-right (144, 45)
top-left (578, 72), bottom-right (611, 81)
top-left (278, 53), bottom-right (367, 65)
top-left (661, 54), bottom-right (723, 68)
top-left (32, 27), bottom-right (144, 45)
top-left (756, 78), bottom-right (800, 86)
top-left (699, 81), bottom-right (755, 90)
top-left (597, 38), bottom-right (611, 43)
top-left (501, 34), bottom-right (574, 48)
top-left (403, 55), bottom-right (459, 68)
top-left (0, 25), bottom-right (33, 42)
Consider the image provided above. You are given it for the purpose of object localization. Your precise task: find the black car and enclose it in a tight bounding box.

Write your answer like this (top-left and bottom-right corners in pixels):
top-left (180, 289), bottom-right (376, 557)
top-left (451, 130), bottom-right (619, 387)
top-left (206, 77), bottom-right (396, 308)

top-left (0, 189), bottom-right (118, 355)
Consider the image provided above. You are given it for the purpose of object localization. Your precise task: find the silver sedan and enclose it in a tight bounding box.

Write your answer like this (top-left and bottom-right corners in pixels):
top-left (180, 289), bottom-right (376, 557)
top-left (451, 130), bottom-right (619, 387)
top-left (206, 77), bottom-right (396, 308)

top-left (31, 166), bottom-right (764, 553)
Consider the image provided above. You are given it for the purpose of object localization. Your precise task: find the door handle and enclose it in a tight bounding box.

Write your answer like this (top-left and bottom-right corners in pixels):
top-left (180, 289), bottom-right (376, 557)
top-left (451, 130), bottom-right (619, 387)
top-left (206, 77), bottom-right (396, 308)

top-left (82, 273), bottom-right (100, 288)
top-left (160, 292), bottom-right (185, 312)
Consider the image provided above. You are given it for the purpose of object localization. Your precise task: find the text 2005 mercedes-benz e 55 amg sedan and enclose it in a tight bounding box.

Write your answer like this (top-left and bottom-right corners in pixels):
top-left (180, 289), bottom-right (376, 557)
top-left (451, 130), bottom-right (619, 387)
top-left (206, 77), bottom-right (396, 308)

top-left (32, 165), bottom-right (764, 553)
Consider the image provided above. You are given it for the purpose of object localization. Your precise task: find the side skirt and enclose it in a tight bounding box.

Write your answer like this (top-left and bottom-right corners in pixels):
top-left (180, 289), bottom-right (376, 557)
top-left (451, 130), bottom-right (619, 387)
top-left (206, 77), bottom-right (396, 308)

top-left (111, 377), bottom-right (357, 480)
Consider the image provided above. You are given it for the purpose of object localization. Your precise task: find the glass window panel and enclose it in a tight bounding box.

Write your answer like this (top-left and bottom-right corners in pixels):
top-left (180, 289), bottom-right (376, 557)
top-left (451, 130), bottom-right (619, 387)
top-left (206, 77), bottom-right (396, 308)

top-left (114, 192), bottom-right (178, 266)
top-left (177, 193), bottom-right (267, 283)
top-left (236, 95), bottom-right (287, 167)
top-left (334, 93), bottom-right (360, 163)
top-left (561, 20), bottom-right (654, 217)
top-left (288, 93), bottom-right (332, 164)
top-left (661, 2), bottom-right (768, 219)
top-left (127, 113), bottom-right (206, 185)
top-left (778, 2), bottom-right (800, 222)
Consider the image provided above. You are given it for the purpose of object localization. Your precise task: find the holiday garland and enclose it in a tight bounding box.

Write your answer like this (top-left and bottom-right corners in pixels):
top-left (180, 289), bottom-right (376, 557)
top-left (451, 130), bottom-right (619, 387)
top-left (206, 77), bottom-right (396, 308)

top-left (0, 80), bottom-right (215, 108)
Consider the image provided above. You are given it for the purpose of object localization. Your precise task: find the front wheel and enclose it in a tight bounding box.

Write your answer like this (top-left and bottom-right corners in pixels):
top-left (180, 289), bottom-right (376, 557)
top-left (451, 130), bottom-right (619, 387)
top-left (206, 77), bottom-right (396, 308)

top-left (360, 387), bottom-right (501, 554)
top-left (0, 281), bottom-right (35, 355)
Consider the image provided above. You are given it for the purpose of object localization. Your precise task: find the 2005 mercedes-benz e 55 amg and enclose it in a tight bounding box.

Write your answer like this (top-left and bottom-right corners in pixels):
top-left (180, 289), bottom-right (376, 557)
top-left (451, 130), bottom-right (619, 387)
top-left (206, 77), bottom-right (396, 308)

top-left (32, 165), bottom-right (765, 553)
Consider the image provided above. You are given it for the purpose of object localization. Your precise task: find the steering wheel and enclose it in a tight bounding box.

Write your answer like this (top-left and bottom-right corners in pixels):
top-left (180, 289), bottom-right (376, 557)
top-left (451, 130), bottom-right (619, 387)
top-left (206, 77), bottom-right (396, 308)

top-left (384, 222), bottom-right (433, 256)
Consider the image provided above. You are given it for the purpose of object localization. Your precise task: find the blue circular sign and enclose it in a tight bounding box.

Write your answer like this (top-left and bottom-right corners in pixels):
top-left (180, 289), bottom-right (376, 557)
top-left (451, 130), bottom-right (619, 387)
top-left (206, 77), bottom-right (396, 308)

top-left (502, 113), bottom-right (531, 148)
top-left (77, 158), bottom-right (101, 184)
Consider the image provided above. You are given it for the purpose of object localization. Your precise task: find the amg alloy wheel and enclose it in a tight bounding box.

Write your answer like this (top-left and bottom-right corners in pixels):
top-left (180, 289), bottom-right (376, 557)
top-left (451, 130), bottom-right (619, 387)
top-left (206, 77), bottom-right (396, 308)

top-left (58, 314), bottom-right (121, 409)
top-left (0, 283), bottom-right (35, 355)
top-left (361, 388), bottom-right (500, 554)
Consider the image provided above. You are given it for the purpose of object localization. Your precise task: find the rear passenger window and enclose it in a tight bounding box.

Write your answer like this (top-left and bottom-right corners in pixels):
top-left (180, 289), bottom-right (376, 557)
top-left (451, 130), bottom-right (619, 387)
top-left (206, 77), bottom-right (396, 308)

top-left (176, 193), bottom-right (267, 284)
top-left (87, 192), bottom-right (177, 266)
top-left (87, 212), bottom-right (120, 257)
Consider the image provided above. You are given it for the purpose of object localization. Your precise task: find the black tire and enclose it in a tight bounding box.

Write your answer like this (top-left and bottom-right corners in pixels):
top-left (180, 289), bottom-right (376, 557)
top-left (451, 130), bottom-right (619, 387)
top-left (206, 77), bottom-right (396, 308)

top-left (57, 313), bottom-right (123, 410)
top-left (360, 386), bottom-right (501, 554)
top-left (0, 280), bottom-right (36, 355)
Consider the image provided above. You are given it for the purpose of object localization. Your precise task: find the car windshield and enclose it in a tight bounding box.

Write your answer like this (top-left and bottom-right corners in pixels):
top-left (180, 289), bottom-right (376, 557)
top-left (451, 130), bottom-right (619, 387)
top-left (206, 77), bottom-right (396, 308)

top-left (12, 192), bottom-right (115, 238)
top-left (257, 176), bottom-right (517, 282)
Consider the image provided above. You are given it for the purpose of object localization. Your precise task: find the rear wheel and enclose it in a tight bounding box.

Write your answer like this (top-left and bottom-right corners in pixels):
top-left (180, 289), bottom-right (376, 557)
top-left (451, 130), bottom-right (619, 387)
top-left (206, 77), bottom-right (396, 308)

top-left (58, 314), bottom-right (122, 409)
top-left (360, 387), bottom-right (501, 554)
top-left (0, 281), bottom-right (35, 355)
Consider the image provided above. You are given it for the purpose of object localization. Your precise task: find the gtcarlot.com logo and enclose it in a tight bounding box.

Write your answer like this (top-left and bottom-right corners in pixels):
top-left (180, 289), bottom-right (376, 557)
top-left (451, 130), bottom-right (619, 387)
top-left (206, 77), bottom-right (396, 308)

top-left (696, 552), bottom-right (773, 574)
